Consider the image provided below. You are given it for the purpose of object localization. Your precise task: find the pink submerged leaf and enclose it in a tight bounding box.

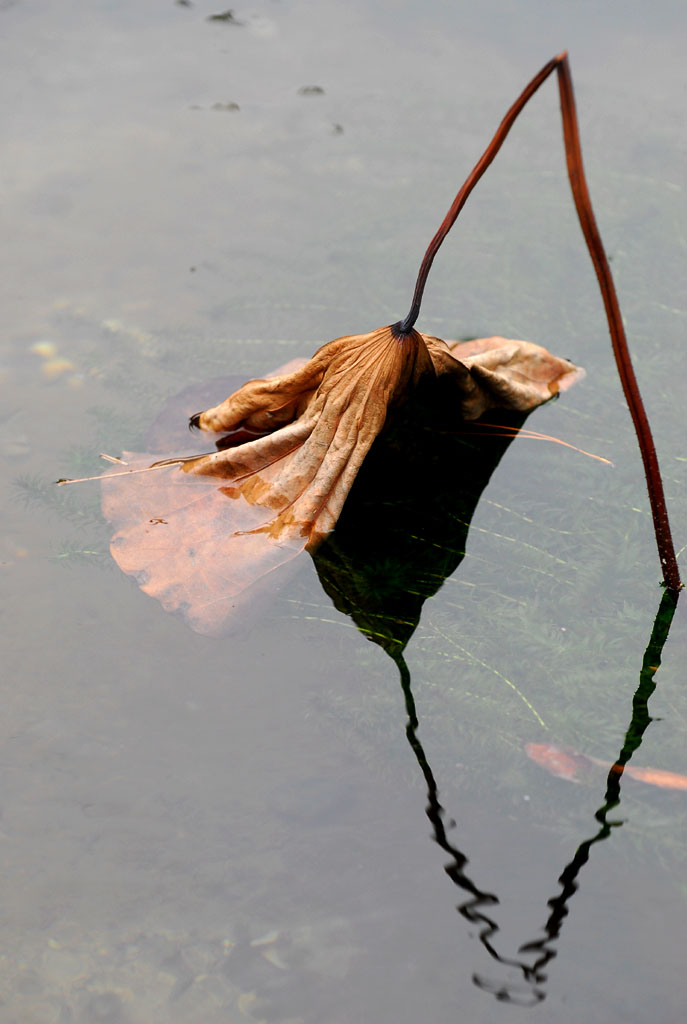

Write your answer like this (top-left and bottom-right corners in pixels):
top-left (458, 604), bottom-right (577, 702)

top-left (101, 456), bottom-right (308, 637)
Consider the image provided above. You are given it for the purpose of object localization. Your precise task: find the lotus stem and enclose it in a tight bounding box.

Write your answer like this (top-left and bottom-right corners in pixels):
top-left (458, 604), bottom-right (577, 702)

top-left (396, 53), bottom-right (681, 592)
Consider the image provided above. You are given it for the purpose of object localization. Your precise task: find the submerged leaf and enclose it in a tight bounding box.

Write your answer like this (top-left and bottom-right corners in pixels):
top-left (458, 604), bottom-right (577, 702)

top-left (526, 742), bottom-right (687, 792)
top-left (102, 457), bottom-right (307, 636)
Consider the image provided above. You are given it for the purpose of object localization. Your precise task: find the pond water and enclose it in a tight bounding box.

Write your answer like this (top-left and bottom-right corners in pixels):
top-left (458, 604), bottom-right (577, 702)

top-left (2, 1), bottom-right (686, 1021)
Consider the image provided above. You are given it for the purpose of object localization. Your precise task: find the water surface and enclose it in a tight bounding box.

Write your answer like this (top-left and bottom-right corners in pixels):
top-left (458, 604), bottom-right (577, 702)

top-left (2, 1), bottom-right (686, 1021)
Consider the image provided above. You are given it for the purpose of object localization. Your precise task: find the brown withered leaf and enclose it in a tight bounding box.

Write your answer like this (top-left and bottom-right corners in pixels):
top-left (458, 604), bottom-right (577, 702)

top-left (93, 50), bottom-right (682, 632)
top-left (101, 329), bottom-right (581, 635)
top-left (442, 335), bottom-right (584, 419)
top-left (188, 328), bottom-right (582, 548)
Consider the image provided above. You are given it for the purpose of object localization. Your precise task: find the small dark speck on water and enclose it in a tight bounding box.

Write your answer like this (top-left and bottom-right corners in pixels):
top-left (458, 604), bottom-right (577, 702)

top-left (207, 9), bottom-right (243, 24)
top-left (298, 85), bottom-right (325, 96)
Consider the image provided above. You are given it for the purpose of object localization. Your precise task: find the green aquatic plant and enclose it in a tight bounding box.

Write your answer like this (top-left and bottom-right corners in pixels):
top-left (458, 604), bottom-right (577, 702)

top-left (15, 473), bottom-right (103, 531)
top-left (49, 541), bottom-right (110, 565)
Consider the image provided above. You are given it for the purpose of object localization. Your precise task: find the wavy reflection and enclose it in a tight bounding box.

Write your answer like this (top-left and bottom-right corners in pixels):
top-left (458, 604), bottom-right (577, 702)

top-left (498, 587), bottom-right (679, 997)
top-left (312, 401), bottom-right (680, 1005)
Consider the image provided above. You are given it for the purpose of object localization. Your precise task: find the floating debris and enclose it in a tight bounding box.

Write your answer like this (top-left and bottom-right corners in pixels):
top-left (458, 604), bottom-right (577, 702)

top-left (42, 358), bottom-right (76, 381)
top-left (101, 319), bottom-right (153, 348)
top-left (100, 454), bottom-right (129, 466)
top-left (30, 339), bottom-right (80, 384)
top-left (30, 340), bottom-right (57, 360)
top-left (249, 929), bottom-right (279, 947)
top-left (207, 9), bottom-right (243, 24)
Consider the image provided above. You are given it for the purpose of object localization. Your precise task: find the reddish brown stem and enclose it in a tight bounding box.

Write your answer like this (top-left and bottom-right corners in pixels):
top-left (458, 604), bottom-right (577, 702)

top-left (396, 54), bottom-right (562, 335)
top-left (554, 55), bottom-right (681, 591)
top-left (397, 53), bottom-right (681, 592)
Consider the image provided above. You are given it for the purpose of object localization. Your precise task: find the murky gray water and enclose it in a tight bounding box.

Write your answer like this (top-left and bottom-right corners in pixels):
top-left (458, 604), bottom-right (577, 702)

top-left (2, 1), bottom-right (686, 1021)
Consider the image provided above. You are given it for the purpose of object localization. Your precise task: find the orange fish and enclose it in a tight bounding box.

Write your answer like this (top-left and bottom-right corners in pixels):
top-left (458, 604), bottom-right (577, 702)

top-left (525, 743), bottom-right (687, 792)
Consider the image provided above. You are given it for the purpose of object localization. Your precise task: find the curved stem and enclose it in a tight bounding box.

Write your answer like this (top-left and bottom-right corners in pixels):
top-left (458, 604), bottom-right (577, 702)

top-left (397, 53), bottom-right (681, 592)
top-left (396, 53), bottom-right (563, 335)
top-left (555, 55), bottom-right (681, 592)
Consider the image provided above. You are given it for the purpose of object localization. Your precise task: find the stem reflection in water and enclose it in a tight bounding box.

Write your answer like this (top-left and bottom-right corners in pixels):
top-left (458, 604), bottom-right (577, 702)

top-left (312, 397), bottom-right (680, 1005)
top-left (394, 588), bottom-right (678, 1005)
